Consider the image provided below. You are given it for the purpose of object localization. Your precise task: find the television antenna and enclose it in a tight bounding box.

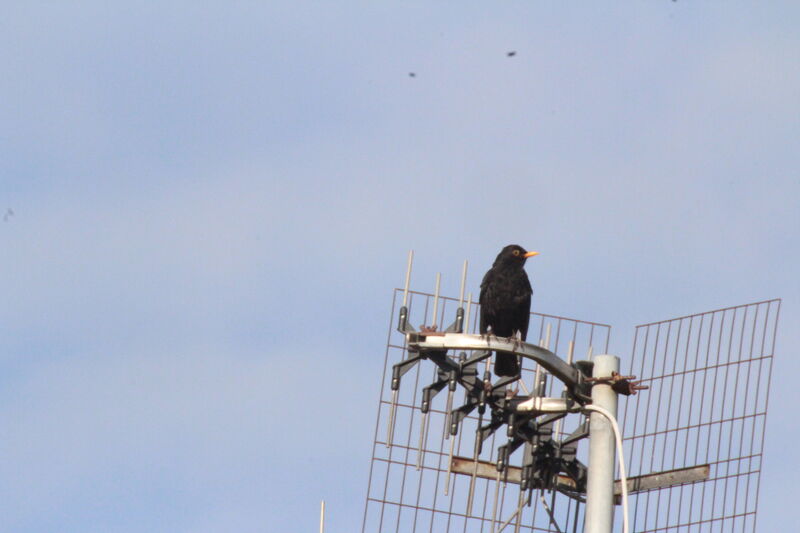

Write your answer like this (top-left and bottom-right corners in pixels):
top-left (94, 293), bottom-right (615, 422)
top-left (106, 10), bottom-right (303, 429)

top-left (361, 251), bottom-right (780, 533)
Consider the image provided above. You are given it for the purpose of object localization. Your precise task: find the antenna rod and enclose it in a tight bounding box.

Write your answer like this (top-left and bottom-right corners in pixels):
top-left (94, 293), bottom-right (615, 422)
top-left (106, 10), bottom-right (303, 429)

top-left (493, 492), bottom-right (531, 533)
top-left (431, 272), bottom-right (441, 328)
top-left (444, 379), bottom-right (454, 441)
top-left (444, 434), bottom-right (456, 495)
top-left (545, 323), bottom-right (552, 350)
top-left (389, 250), bottom-right (414, 447)
top-left (402, 250), bottom-right (414, 308)
top-left (533, 334), bottom-right (543, 397)
top-left (467, 425), bottom-right (481, 515)
top-left (320, 500), bottom-right (325, 533)
top-left (416, 411), bottom-right (428, 470)
top-left (458, 260), bottom-right (468, 309)
top-left (464, 292), bottom-right (473, 333)
top-left (386, 390), bottom-right (398, 448)
top-left (490, 470), bottom-right (502, 533)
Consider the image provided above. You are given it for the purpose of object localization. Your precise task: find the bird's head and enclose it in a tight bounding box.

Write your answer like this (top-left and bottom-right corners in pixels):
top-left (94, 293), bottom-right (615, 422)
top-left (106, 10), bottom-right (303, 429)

top-left (494, 244), bottom-right (539, 267)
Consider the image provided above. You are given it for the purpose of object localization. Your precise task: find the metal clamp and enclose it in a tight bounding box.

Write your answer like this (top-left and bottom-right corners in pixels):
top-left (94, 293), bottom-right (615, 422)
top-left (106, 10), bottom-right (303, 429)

top-left (585, 371), bottom-right (649, 396)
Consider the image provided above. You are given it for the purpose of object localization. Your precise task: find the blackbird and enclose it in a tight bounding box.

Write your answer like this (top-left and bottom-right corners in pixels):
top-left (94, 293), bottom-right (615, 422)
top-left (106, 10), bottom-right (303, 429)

top-left (479, 244), bottom-right (538, 376)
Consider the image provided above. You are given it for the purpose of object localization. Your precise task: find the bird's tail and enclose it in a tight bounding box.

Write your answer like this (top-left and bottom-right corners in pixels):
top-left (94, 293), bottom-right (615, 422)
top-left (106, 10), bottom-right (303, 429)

top-left (494, 352), bottom-right (520, 377)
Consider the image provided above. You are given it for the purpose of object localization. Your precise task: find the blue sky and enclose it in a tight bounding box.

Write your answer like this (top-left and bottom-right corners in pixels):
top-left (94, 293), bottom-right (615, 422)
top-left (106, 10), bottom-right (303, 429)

top-left (1, 2), bottom-right (798, 532)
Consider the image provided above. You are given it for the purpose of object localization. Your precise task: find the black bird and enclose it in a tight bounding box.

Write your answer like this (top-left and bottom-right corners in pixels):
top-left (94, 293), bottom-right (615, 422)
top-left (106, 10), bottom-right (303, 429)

top-left (479, 244), bottom-right (538, 376)
top-left (506, 51), bottom-right (516, 57)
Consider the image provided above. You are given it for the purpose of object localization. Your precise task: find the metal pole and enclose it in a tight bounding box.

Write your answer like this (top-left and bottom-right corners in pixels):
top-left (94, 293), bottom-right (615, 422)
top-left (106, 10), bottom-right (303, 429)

top-left (584, 354), bottom-right (619, 533)
top-left (320, 500), bottom-right (325, 533)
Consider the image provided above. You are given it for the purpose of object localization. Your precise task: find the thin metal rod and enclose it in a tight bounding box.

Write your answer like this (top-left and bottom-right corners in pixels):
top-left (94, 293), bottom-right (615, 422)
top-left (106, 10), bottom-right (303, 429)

top-left (444, 389), bottom-right (454, 441)
top-left (493, 493), bottom-right (530, 533)
top-left (540, 491), bottom-right (564, 533)
top-left (464, 293), bottom-right (473, 333)
top-left (444, 433), bottom-right (456, 495)
top-left (752, 300), bottom-right (780, 533)
top-left (467, 431), bottom-right (480, 515)
top-left (534, 336), bottom-right (544, 393)
top-left (459, 260), bottom-right (468, 309)
top-left (513, 489), bottom-right (524, 533)
top-left (361, 289), bottom-right (398, 533)
top-left (545, 323), bottom-right (552, 350)
top-left (386, 389), bottom-right (398, 448)
top-left (445, 401), bottom-right (466, 532)
top-left (490, 470), bottom-right (502, 533)
top-left (572, 493), bottom-right (581, 533)
top-left (402, 250), bottom-right (414, 307)
top-left (320, 500), bottom-right (325, 533)
top-left (432, 272), bottom-right (441, 328)
top-left (416, 411), bottom-right (428, 470)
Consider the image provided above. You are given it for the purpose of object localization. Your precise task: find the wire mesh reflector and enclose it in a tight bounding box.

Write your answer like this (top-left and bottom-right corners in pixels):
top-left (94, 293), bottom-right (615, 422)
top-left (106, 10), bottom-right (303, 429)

top-left (362, 289), bottom-right (611, 533)
top-left (620, 299), bottom-right (780, 533)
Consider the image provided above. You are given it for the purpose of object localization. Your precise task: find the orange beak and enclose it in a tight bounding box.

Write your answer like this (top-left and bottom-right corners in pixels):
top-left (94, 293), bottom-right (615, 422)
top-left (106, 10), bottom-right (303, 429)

top-left (523, 251), bottom-right (539, 258)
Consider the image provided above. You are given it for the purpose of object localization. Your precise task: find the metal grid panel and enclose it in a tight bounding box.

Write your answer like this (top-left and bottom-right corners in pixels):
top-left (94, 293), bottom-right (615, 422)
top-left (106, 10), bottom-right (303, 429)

top-left (620, 299), bottom-right (780, 533)
top-left (362, 289), bottom-right (611, 533)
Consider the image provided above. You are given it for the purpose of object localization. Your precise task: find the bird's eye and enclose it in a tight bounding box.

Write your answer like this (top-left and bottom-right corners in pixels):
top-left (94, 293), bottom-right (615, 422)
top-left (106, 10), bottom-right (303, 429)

top-left (513, 249), bottom-right (520, 256)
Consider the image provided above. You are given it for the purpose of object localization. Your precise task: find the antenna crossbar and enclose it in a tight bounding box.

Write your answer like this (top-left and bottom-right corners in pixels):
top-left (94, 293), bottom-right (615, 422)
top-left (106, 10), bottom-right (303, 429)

top-left (406, 332), bottom-right (586, 398)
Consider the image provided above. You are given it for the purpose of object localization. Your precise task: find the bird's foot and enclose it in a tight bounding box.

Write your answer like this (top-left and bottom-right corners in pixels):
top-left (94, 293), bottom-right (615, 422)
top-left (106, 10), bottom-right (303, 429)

top-left (509, 331), bottom-right (524, 353)
top-left (481, 326), bottom-right (495, 346)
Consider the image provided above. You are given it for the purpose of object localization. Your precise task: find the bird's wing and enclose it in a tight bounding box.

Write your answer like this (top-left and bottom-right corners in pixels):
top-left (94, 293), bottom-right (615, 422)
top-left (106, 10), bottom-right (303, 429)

top-left (519, 293), bottom-right (531, 341)
top-left (479, 268), bottom-right (493, 295)
top-left (478, 269), bottom-right (495, 333)
top-left (518, 275), bottom-right (532, 341)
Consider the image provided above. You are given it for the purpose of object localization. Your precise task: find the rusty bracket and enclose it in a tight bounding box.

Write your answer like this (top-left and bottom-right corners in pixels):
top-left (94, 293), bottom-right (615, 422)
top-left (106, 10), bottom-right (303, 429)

top-left (419, 325), bottom-right (445, 336)
top-left (585, 371), bottom-right (649, 396)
